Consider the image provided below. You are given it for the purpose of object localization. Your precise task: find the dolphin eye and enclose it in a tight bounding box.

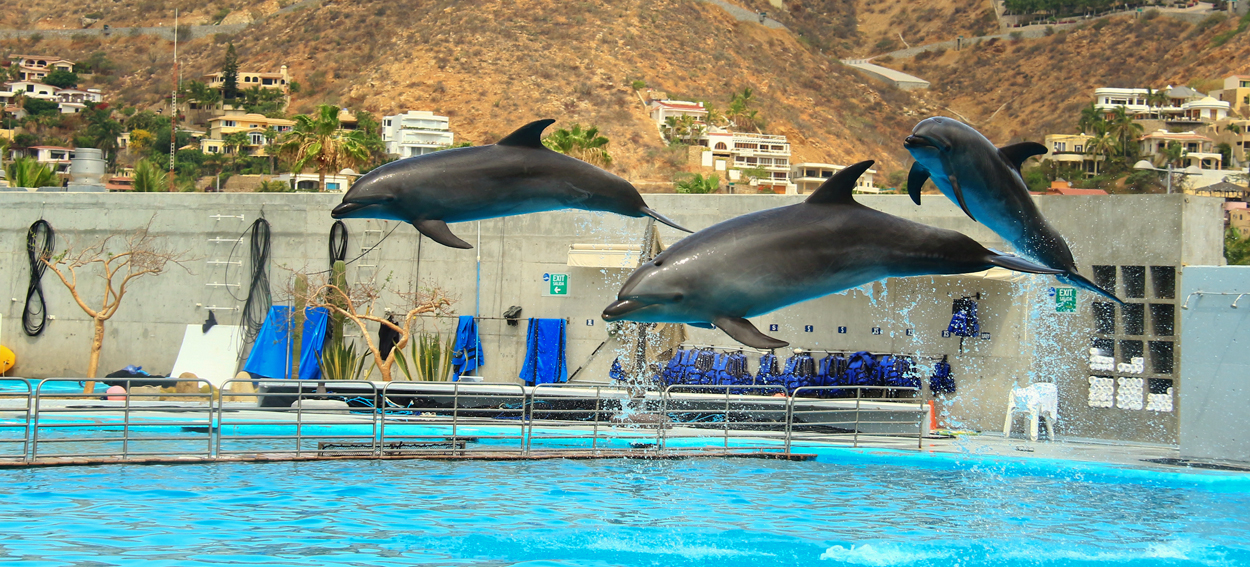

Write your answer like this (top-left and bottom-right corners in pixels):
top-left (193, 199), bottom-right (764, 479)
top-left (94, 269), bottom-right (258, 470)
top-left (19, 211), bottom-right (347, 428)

top-left (653, 259), bottom-right (663, 266)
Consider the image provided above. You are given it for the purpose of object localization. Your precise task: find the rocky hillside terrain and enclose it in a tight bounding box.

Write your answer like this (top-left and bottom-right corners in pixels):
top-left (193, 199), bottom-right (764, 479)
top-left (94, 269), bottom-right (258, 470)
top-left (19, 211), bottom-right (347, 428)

top-left (3, 0), bottom-right (1248, 185)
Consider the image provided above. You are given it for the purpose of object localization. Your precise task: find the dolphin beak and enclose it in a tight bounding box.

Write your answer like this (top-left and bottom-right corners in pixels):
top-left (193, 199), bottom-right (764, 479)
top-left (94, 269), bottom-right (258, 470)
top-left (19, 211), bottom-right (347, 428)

top-left (331, 201), bottom-right (368, 218)
top-left (602, 299), bottom-right (647, 321)
top-left (904, 135), bottom-right (935, 149)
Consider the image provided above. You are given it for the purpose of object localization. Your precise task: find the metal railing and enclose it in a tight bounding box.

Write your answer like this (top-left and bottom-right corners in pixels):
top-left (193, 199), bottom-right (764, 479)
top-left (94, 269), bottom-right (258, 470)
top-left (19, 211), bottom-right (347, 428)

top-left (0, 379), bottom-right (929, 465)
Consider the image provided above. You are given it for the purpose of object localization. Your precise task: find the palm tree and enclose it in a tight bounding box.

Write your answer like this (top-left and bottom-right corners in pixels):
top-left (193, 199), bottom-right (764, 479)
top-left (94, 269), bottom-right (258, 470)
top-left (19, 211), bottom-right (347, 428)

top-left (703, 102), bottom-right (725, 128)
top-left (1085, 132), bottom-right (1117, 175)
top-left (1146, 88), bottom-right (1170, 119)
top-left (276, 104), bottom-right (370, 191)
top-left (223, 131), bottom-right (250, 156)
top-left (542, 123), bottom-right (612, 167)
top-left (675, 173), bottom-right (719, 194)
top-left (262, 126), bottom-right (278, 174)
top-left (1077, 102), bottom-right (1106, 135)
top-left (1107, 106), bottom-right (1143, 159)
top-left (1156, 141), bottom-right (1187, 169)
top-left (5, 157), bottom-right (56, 188)
top-left (132, 159), bottom-right (167, 192)
top-left (727, 88), bottom-right (759, 131)
top-left (663, 116), bottom-right (685, 144)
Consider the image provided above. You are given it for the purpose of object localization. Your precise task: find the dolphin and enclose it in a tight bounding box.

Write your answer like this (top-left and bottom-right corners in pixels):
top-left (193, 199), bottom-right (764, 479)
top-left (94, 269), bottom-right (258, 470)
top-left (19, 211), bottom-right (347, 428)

top-left (330, 119), bottom-right (690, 248)
top-left (601, 161), bottom-right (1064, 349)
top-left (903, 117), bottom-right (1123, 303)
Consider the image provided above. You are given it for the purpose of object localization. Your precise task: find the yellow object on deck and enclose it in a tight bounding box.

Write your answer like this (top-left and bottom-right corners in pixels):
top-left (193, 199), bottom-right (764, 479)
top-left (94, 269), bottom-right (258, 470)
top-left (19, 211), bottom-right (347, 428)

top-left (0, 345), bottom-right (14, 374)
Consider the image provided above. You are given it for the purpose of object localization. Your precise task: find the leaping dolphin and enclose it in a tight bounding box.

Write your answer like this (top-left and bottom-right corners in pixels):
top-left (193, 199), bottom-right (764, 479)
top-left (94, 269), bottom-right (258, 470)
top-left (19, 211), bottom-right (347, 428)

top-left (601, 161), bottom-right (1064, 349)
top-left (331, 119), bottom-right (690, 248)
top-left (904, 117), bottom-right (1123, 303)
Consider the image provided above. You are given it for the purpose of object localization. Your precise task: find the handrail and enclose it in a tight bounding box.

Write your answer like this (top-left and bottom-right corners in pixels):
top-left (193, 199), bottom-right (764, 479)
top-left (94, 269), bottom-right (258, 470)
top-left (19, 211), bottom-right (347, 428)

top-left (1, 379), bottom-right (931, 464)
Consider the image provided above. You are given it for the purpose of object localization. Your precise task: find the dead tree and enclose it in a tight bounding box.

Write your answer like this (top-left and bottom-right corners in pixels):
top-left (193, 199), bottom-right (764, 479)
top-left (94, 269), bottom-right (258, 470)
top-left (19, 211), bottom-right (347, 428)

top-left (43, 222), bottom-right (190, 393)
top-left (291, 273), bottom-right (454, 382)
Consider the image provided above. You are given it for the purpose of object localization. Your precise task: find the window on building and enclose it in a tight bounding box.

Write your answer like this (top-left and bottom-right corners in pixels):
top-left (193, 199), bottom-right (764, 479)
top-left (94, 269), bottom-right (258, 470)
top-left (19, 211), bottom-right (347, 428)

top-left (772, 172), bottom-right (787, 180)
top-left (714, 142), bottom-right (727, 150)
top-left (224, 120), bottom-right (236, 127)
top-left (1075, 145), bottom-right (1083, 152)
top-left (250, 133), bottom-right (264, 145)
top-left (1054, 142), bottom-right (1066, 152)
top-left (208, 146), bottom-right (219, 153)
top-left (1122, 266), bottom-right (1145, 298)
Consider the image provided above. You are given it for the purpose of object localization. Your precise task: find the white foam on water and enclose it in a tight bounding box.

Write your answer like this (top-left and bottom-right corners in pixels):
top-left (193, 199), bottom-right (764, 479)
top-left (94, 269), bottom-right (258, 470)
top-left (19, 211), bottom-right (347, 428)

top-left (819, 542), bottom-right (951, 565)
top-left (586, 536), bottom-right (777, 560)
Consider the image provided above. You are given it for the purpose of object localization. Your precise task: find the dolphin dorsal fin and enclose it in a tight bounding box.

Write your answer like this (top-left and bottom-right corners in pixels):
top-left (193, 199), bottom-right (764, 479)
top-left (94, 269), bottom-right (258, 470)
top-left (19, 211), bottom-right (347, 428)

top-left (497, 119), bottom-right (556, 148)
top-left (805, 160), bottom-right (874, 205)
top-left (999, 142), bottom-right (1048, 171)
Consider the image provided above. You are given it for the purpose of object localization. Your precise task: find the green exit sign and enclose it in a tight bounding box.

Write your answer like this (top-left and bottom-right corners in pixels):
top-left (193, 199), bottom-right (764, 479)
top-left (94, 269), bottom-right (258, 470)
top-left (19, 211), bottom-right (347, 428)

top-left (545, 273), bottom-right (569, 296)
top-left (1055, 287), bottom-right (1077, 313)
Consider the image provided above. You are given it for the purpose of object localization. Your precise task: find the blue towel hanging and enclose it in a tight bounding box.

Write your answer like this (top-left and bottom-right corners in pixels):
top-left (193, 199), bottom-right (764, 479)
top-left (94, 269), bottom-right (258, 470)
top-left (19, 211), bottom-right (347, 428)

top-left (243, 306), bottom-right (329, 380)
top-left (451, 315), bottom-right (484, 380)
top-left (519, 318), bottom-right (567, 386)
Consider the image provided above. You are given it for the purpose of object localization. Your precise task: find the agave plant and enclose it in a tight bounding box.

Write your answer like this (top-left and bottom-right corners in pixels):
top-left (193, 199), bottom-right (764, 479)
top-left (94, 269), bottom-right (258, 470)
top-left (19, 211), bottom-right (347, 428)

top-left (317, 340), bottom-right (368, 381)
top-left (393, 332), bottom-right (454, 381)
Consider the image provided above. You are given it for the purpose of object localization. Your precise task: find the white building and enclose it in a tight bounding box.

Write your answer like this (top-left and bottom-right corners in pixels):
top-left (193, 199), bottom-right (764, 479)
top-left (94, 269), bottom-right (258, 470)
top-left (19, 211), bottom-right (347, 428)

top-left (5, 81), bottom-right (57, 100)
top-left (8, 55), bottom-right (74, 83)
top-left (699, 130), bottom-right (794, 193)
top-left (790, 163), bottom-right (878, 194)
top-left (1093, 86), bottom-right (1229, 123)
top-left (381, 110), bottom-right (455, 158)
top-left (648, 100), bottom-right (708, 127)
top-left (9, 146), bottom-right (73, 175)
top-left (1140, 130), bottom-right (1223, 170)
top-left (276, 170), bottom-right (360, 192)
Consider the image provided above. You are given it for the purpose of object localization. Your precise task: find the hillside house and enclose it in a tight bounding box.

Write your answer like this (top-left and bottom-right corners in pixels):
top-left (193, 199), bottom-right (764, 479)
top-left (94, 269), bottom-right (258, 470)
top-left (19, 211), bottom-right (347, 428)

top-left (381, 110), bottom-right (454, 158)
top-left (1093, 86), bottom-right (1229, 123)
top-left (791, 163), bottom-right (877, 193)
top-left (6, 81), bottom-right (56, 100)
top-left (9, 146), bottom-right (72, 175)
top-left (1231, 207), bottom-right (1250, 238)
top-left (1140, 130), bottom-right (1223, 169)
top-left (700, 131), bottom-right (793, 193)
top-left (7, 55), bottom-right (74, 82)
top-left (200, 112), bottom-right (294, 156)
top-left (1211, 75), bottom-right (1250, 116)
top-left (649, 100), bottom-right (708, 128)
top-left (202, 65), bottom-right (291, 92)
top-left (1044, 133), bottom-right (1104, 175)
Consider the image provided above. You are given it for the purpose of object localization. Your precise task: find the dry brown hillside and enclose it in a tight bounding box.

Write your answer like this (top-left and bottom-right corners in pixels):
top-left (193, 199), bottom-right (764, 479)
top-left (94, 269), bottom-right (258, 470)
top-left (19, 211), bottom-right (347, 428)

top-left (2, 0), bottom-right (939, 183)
top-left (896, 14), bottom-right (1250, 144)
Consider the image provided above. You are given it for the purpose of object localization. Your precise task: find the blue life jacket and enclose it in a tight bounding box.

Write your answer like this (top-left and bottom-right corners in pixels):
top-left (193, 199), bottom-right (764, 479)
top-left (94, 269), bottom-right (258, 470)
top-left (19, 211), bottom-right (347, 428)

top-left (683, 350), bottom-right (716, 386)
top-left (895, 356), bottom-right (921, 390)
top-left (931, 360), bottom-right (955, 395)
top-left (846, 351), bottom-right (878, 388)
top-left (879, 355), bottom-right (899, 387)
top-left (757, 353), bottom-right (782, 391)
top-left (948, 297), bottom-right (980, 337)
top-left (782, 353), bottom-right (817, 396)
top-left (817, 354), bottom-right (849, 397)
top-left (609, 357), bottom-right (627, 382)
top-left (661, 349), bottom-right (693, 387)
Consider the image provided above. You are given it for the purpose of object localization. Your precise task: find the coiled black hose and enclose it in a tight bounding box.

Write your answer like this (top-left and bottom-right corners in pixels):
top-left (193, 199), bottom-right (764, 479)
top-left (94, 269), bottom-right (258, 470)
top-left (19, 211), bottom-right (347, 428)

top-left (24, 220), bottom-right (54, 337)
top-left (240, 218), bottom-right (272, 344)
top-left (329, 220), bottom-right (348, 268)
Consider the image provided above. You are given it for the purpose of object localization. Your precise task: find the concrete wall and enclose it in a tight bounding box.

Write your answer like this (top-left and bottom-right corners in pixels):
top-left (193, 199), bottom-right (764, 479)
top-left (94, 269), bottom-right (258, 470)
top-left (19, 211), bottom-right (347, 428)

top-left (1179, 266), bottom-right (1250, 464)
top-left (0, 193), bottom-right (1224, 442)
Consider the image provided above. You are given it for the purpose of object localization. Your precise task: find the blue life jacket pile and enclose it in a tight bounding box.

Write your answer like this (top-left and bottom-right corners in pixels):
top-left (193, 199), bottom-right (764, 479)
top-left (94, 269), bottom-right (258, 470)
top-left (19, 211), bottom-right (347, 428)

top-left (930, 358), bottom-right (955, 395)
top-left (628, 348), bottom-right (946, 398)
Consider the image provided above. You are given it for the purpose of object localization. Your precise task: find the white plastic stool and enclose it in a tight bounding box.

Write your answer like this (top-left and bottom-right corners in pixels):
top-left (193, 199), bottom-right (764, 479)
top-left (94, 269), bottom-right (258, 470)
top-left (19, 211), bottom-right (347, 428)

top-left (1003, 382), bottom-right (1058, 441)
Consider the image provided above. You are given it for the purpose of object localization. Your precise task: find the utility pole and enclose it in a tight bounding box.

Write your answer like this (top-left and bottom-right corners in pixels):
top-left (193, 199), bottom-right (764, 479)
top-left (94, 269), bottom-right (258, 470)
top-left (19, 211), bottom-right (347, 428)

top-left (168, 8), bottom-right (178, 192)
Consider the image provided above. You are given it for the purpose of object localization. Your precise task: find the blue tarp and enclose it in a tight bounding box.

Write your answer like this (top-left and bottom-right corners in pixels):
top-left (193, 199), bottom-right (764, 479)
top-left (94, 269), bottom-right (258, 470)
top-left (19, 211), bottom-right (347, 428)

top-left (243, 306), bottom-right (329, 380)
top-left (451, 315), bottom-right (484, 380)
top-left (518, 318), bottom-right (566, 386)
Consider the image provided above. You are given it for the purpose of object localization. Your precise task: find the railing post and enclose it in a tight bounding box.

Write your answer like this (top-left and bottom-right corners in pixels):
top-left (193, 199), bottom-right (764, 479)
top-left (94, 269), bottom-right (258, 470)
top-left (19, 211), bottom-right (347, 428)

top-left (208, 380), bottom-right (217, 460)
top-left (295, 382), bottom-right (304, 458)
top-left (591, 387), bottom-right (601, 451)
top-left (722, 387), bottom-right (730, 450)
top-left (23, 381), bottom-right (33, 463)
top-left (853, 387), bottom-right (862, 448)
top-left (122, 380), bottom-right (132, 459)
top-left (376, 383), bottom-right (385, 459)
top-left (784, 389), bottom-right (795, 456)
top-left (452, 382), bottom-right (460, 455)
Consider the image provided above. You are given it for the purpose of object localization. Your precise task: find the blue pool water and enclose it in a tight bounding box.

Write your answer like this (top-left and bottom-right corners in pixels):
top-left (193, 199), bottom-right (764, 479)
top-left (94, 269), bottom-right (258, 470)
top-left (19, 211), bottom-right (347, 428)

top-left (1, 449), bottom-right (1247, 566)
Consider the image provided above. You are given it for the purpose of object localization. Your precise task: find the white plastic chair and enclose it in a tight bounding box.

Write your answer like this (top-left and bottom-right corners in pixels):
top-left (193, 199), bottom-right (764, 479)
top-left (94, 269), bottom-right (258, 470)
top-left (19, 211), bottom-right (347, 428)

top-left (1003, 382), bottom-right (1057, 441)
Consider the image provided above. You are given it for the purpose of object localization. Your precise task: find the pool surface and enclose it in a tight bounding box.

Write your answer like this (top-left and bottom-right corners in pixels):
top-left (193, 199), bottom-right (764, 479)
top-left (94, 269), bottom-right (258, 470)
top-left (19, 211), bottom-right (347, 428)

top-left (2, 448), bottom-right (1247, 566)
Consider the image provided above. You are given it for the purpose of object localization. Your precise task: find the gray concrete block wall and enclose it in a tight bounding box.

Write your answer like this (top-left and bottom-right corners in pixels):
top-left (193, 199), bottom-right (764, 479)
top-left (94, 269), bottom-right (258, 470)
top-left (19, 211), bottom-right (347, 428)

top-left (0, 192), bottom-right (1224, 442)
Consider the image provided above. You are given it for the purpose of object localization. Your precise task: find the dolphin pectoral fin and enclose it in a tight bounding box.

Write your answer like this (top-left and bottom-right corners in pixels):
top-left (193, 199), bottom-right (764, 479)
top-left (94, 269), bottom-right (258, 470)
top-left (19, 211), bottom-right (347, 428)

top-left (412, 220), bottom-right (473, 249)
top-left (907, 162), bottom-right (929, 206)
top-left (688, 322), bottom-right (714, 329)
top-left (998, 142), bottom-right (1048, 171)
top-left (641, 207), bottom-right (692, 233)
top-left (949, 174), bottom-right (977, 222)
top-left (713, 316), bottom-right (789, 349)
top-left (1059, 272), bottom-right (1126, 305)
top-left (987, 253), bottom-right (1065, 275)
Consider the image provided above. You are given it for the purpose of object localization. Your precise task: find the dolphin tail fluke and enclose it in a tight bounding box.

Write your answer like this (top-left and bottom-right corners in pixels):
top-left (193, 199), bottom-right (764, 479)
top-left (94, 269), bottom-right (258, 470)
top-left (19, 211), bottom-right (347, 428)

top-left (714, 316), bottom-right (789, 350)
top-left (986, 253), bottom-right (1065, 275)
top-left (413, 220), bottom-right (473, 249)
top-left (1059, 272), bottom-right (1125, 304)
top-left (642, 207), bottom-right (692, 233)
